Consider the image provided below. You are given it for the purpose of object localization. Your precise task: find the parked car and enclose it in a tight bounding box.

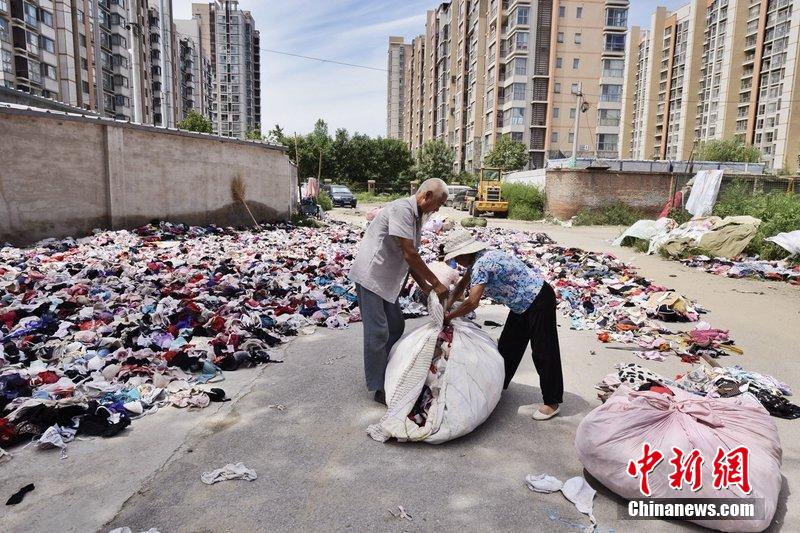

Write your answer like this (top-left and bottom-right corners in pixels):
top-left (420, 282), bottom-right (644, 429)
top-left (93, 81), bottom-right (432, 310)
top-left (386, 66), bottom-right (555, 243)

top-left (446, 185), bottom-right (470, 207)
top-left (452, 188), bottom-right (477, 211)
top-left (321, 184), bottom-right (357, 208)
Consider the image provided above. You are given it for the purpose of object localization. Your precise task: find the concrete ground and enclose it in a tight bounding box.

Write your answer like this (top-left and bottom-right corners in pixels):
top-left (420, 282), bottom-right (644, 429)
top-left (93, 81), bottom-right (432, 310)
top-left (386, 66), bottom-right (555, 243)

top-left (1, 205), bottom-right (798, 532)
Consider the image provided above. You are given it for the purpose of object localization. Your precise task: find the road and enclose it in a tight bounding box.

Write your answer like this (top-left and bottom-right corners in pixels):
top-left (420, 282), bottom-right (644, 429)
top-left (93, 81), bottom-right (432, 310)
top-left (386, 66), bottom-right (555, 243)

top-left (2, 205), bottom-right (798, 532)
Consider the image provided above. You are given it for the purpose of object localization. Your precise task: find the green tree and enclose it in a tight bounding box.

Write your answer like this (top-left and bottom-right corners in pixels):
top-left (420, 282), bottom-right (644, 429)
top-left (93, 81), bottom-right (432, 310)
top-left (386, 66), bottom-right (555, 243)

top-left (696, 138), bottom-right (761, 163)
top-left (413, 139), bottom-right (454, 183)
top-left (245, 129), bottom-right (263, 141)
top-left (178, 110), bottom-right (212, 134)
top-left (484, 135), bottom-right (528, 171)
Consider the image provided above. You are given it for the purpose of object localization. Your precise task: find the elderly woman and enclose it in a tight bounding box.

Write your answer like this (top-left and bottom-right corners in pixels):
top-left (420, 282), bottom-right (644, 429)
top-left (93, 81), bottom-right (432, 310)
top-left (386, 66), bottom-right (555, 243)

top-left (442, 231), bottom-right (563, 420)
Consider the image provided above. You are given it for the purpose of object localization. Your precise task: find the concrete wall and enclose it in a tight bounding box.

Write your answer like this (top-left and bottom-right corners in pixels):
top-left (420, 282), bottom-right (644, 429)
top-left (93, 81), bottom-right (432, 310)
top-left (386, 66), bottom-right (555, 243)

top-left (0, 106), bottom-right (296, 245)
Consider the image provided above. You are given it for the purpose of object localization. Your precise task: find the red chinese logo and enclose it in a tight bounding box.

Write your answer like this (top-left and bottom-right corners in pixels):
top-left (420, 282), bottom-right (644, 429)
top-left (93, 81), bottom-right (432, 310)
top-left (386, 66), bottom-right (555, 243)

top-left (668, 447), bottom-right (704, 491)
top-left (712, 446), bottom-right (752, 494)
top-left (627, 443), bottom-right (664, 496)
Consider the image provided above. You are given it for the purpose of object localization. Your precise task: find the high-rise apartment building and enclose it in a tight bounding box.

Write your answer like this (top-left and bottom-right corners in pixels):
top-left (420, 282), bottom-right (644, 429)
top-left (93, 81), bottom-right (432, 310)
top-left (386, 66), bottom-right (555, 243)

top-left (146, 0), bottom-right (178, 127)
top-left (192, 0), bottom-right (261, 138)
top-left (398, 0), bottom-right (629, 171)
top-left (403, 34), bottom-right (426, 152)
top-left (622, 0), bottom-right (800, 172)
top-left (387, 36), bottom-right (410, 139)
top-left (1, 0), bottom-right (144, 120)
top-left (175, 16), bottom-right (214, 122)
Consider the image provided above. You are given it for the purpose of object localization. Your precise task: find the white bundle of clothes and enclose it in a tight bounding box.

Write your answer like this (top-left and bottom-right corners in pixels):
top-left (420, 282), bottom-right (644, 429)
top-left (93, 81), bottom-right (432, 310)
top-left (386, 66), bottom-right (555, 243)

top-left (367, 298), bottom-right (504, 443)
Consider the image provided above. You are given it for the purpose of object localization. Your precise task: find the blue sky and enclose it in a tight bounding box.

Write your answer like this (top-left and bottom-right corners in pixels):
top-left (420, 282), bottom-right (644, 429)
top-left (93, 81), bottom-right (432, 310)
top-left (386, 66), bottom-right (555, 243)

top-left (174, 1), bottom-right (687, 137)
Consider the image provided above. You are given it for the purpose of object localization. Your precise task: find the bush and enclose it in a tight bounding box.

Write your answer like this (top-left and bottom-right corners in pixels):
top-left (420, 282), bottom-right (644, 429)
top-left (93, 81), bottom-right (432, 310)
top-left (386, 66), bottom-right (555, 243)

top-left (317, 191), bottom-right (333, 211)
top-left (502, 183), bottom-right (545, 221)
top-left (355, 192), bottom-right (404, 203)
top-left (668, 207), bottom-right (693, 225)
top-left (713, 182), bottom-right (800, 259)
top-left (574, 203), bottom-right (648, 226)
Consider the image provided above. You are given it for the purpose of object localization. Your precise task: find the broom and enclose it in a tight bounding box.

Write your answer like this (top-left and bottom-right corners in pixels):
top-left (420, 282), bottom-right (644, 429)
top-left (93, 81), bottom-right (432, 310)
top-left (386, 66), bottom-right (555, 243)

top-left (231, 176), bottom-right (261, 230)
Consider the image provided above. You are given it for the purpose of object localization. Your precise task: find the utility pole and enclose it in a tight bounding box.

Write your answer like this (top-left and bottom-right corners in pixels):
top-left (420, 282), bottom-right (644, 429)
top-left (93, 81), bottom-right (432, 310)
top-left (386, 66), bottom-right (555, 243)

top-left (571, 82), bottom-right (583, 166)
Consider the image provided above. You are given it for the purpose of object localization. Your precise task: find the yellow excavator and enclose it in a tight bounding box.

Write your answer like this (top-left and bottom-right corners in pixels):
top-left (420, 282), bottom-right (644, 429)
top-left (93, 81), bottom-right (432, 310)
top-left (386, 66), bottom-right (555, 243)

top-left (468, 167), bottom-right (508, 218)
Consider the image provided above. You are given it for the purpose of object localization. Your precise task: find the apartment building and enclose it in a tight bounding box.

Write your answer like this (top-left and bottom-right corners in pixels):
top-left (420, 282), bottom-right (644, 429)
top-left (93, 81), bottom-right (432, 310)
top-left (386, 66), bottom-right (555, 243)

top-left (0, 0), bottom-right (142, 120)
top-left (192, 0), bottom-right (260, 138)
top-left (623, 0), bottom-right (800, 172)
top-left (403, 34), bottom-right (426, 152)
top-left (175, 16), bottom-right (213, 121)
top-left (386, 36), bottom-right (410, 139)
top-left (397, 0), bottom-right (629, 171)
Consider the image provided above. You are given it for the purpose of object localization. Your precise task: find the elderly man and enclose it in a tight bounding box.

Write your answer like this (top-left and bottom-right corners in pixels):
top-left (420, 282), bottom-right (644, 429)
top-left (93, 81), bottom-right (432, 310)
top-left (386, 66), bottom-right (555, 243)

top-left (350, 179), bottom-right (450, 404)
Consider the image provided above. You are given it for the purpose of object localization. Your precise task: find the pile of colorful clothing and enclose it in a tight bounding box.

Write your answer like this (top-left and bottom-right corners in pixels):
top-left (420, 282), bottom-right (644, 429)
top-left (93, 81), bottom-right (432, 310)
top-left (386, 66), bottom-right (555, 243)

top-left (1, 221), bottom-right (365, 457)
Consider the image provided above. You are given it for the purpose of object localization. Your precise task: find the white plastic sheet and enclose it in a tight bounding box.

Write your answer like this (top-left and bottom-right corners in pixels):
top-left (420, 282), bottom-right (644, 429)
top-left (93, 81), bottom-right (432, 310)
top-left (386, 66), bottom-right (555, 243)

top-left (685, 170), bottom-right (724, 216)
top-left (766, 230), bottom-right (800, 256)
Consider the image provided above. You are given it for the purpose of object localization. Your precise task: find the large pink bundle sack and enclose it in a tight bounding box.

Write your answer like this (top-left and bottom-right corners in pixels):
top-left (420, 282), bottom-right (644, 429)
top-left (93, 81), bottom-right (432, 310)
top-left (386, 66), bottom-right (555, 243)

top-left (576, 385), bottom-right (782, 532)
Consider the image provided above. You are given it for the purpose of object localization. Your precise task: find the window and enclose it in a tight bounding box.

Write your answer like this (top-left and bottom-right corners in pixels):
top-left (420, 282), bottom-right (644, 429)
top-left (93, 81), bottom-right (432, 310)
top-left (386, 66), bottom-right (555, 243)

top-left (1, 49), bottom-right (11, 73)
top-left (573, 58), bottom-right (580, 69)
top-left (26, 31), bottom-right (38, 53)
top-left (606, 8), bottom-right (627, 27)
top-left (557, 32), bottom-right (564, 43)
top-left (41, 63), bottom-right (56, 79)
top-left (81, 58), bottom-right (88, 70)
top-left (110, 13), bottom-right (125, 26)
top-left (40, 35), bottom-right (55, 54)
top-left (511, 132), bottom-right (523, 142)
top-left (577, 7), bottom-right (583, 19)
top-left (110, 34), bottom-right (126, 47)
top-left (568, 132), bottom-right (575, 143)
top-left (570, 108), bottom-right (576, 119)
top-left (517, 6), bottom-right (529, 25)
top-left (559, 6), bottom-right (566, 17)
top-left (553, 107), bottom-right (560, 118)
top-left (571, 83), bottom-right (579, 94)
top-left (77, 10), bottom-right (84, 23)
top-left (0, 17), bottom-right (8, 42)
top-left (556, 57), bottom-right (563, 68)
top-left (601, 84), bottom-right (623, 102)
top-left (510, 107), bottom-right (524, 125)
top-left (0, 0), bottom-right (7, 13)
top-left (114, 94), bottom-right (130, 107)
top-left (27, 59), bottom-right (41, 83)
top-left (82, 80), bottom-right (90, 93)
top-left (554, 82), bottom-right (561, 93)
top-left (514, 57), bottom-right (527, 75)
top-left (114, 74), bottom-right (129, 87)
top-left (40, 8), bottom-right (53, 27)
top-left (574, 33), bottom-right (582, 44)
top-left (551, 131), bottom-right (559, 143)
top-left (512, 82), bottom-right (526, 100)
top-left (23, 2), bottom-right (38, 26)
top-left (514, 32), bottom-right (529, 51)
top-left (80, 35), bottom-right (86, 48)
top-left (604, 34), bottom-right (626, 53)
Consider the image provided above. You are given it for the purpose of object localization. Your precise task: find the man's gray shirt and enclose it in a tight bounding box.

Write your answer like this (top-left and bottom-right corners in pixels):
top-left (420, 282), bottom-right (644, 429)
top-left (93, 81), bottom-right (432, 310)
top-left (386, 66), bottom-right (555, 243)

top-left (349, 196), bottom-right (422, 303)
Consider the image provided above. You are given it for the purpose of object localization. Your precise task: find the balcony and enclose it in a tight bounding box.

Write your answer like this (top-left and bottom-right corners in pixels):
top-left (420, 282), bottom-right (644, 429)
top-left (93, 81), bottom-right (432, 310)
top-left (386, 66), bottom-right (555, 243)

top-left (600, 94), bottom-right (622, 102)
top-left (599, 118), bottom-right (621, 127)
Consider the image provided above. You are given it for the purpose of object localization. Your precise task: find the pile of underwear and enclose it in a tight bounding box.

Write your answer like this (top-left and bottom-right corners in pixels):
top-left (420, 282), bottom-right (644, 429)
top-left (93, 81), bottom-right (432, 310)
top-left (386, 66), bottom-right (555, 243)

top-left (408, 325), bottom-right (453, 427)
top-left (1, 221), bottom-right (366, 457)
top-left (596, 362), bottom-right (800, 420)
top-left (680, 256), bottom-right (800, 284)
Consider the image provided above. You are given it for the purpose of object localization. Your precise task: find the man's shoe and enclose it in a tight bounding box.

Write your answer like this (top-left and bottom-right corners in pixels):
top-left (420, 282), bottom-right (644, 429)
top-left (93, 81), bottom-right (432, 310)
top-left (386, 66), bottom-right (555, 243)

top-left (373, 390), bottom-right (386, 405)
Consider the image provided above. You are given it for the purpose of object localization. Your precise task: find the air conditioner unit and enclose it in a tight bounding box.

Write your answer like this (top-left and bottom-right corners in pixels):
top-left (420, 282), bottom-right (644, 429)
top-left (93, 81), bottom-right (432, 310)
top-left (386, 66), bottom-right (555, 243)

top-left (580, 144), bottom-right (590, 151)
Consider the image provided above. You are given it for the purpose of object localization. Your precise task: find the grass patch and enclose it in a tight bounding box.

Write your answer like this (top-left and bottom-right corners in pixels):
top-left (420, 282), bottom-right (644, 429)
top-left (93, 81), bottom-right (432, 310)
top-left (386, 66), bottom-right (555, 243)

top-left (713, 182), bottom-right (800, 260)
top-left (573, 203), bottom-right (648, 226)
top-left (502, 183), bottom-right (545, 221)
top-left (667, 207), bottom-right (693, 225)
top-left (355, 192), bottom-right (404, 203)
top-left (619, 237), bottom-right (652, 253)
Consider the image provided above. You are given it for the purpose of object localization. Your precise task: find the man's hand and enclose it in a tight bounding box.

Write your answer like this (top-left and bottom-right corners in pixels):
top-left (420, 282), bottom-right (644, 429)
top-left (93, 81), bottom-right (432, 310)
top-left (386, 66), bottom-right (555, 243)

top-left (433, 281), bottom-right (449, 298)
